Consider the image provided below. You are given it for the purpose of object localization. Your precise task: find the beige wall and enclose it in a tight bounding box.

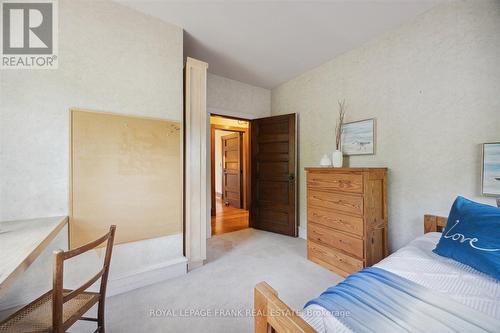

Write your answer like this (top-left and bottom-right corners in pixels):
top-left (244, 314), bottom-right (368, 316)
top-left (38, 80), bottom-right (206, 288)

top-left (1, 0), bottom-right (183, 220)
top-left (0, 0), bottom-right (185, 312)
top-left (271, 0), bottom-right (500, 250)
top-left (207, 73), bottom-right (271, 119)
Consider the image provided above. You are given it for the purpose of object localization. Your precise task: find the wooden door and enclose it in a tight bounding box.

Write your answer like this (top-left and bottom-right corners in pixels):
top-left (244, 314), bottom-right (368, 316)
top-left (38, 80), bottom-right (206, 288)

top-left (251, 114), bottom-right (297, 237)
top-left (222, 133), bottom-right (242, 208)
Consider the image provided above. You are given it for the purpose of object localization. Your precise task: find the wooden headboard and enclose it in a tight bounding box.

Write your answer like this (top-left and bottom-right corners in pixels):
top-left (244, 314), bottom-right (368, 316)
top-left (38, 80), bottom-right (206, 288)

top-left (424, 214), bottom-right (448, 233)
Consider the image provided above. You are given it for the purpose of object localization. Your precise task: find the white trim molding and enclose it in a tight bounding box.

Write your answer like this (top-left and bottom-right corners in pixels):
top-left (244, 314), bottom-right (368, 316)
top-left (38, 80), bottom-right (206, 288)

top-left (0, 257), bottom-right (187, 316)
top-left (299, 226), bottom-right (307, 240)
top-left (184, 57), bottom-right (209, 270)
top-left (107, 257), bottom-right (187, 296)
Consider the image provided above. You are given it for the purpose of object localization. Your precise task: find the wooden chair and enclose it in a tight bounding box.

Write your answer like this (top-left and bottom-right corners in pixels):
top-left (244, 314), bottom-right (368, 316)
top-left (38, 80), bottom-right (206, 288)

top-left (0, 225), bottom-right (116, 333)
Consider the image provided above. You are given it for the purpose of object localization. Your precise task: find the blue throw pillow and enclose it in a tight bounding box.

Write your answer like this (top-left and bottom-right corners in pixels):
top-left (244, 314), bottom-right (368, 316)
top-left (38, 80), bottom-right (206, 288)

top-left (433, 196), bottom-right (500, 280)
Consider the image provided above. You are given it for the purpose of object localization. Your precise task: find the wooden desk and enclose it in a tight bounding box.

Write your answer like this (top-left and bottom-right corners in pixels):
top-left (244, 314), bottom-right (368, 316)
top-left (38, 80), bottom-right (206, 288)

top-left (0, 216), bottom-right (68, 296)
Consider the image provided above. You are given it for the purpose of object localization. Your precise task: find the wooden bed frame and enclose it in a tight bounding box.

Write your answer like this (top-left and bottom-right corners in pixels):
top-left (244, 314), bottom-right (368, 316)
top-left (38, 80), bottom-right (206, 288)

top-left (253, 214), bottom-right (448, 333)
top-left (423, 214), bottom-right (448, 233)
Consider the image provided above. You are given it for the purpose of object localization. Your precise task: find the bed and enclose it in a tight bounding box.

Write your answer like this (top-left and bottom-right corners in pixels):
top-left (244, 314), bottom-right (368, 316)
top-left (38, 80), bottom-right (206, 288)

top-left (253, 215), bottom-right (500, 332)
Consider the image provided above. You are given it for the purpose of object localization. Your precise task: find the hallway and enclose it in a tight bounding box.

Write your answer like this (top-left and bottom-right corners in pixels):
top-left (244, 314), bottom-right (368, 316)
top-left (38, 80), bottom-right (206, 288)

top-left (211, 197), bottom-right (248, 236)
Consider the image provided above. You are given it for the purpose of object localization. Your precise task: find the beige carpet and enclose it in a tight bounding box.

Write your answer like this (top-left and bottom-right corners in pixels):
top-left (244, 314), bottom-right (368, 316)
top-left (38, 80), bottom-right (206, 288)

top-left (74, 228), bottom-right (342, 332)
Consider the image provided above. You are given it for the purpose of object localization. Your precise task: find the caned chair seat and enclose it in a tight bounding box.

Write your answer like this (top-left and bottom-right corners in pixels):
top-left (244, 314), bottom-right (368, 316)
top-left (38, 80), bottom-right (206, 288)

top-left (0, 225), bottom-right (115, 333)
top-left (0, 289), bottom-right (100, 333)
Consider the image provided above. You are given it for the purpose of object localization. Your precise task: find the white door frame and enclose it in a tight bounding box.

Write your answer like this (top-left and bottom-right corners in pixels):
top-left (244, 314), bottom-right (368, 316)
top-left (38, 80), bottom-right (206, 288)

top-left (184, 57), bottom-right (209, 270)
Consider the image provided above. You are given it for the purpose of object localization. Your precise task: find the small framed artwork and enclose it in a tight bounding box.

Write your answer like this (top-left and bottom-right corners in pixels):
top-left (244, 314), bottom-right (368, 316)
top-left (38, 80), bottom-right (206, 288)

top-left (482, 142), bottom-right (500, 196)
top-left (341, 118), bottom-right (375, 156)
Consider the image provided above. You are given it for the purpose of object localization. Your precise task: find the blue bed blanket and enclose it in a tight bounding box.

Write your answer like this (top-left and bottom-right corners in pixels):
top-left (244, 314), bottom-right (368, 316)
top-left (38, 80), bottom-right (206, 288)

top-left (305, 267), bottom-right (500, 333)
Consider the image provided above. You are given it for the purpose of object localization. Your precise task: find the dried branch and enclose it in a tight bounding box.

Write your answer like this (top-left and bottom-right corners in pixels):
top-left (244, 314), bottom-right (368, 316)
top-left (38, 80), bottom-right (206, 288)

top-left (335, 99), bottom-right (346, 150)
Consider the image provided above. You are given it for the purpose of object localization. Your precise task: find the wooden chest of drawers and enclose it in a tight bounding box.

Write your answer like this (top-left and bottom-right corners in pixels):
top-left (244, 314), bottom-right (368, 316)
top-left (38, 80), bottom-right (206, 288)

top-left (305, 168), bottom-right (388, 277)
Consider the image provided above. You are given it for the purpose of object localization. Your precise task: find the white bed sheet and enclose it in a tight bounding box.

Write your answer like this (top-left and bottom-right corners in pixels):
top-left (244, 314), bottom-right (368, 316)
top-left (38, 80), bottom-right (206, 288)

top-left (300, 232), bottom-right (500, 332)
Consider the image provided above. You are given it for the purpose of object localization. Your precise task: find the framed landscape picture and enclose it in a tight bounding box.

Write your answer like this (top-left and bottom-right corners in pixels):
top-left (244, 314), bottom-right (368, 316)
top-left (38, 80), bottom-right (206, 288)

top-left (482, 142), bottom-right (500, 196)
top-left (341, 118), bottom-right (375, 156)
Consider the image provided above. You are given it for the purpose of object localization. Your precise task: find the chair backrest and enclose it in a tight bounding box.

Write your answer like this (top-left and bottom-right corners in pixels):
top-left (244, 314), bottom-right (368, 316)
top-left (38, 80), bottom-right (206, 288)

top-left (52, 225), bottom-right (116, 331)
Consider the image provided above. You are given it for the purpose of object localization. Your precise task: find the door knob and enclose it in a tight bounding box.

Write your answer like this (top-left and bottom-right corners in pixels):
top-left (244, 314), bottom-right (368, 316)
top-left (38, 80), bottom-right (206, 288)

top-left (288, 174), bottom-right (295, 181)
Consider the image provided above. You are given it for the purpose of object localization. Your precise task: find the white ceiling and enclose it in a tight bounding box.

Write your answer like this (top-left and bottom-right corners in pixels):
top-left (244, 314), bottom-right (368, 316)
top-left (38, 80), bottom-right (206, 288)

top-left (117, 0), bottom-right (442, 89)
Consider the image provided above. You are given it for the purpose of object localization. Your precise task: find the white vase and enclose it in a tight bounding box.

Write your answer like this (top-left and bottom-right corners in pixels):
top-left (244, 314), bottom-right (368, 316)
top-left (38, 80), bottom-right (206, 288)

top-left (319, 154), bottom-right (332, 167)
top-left (332, 150), bottom-right (343, 168)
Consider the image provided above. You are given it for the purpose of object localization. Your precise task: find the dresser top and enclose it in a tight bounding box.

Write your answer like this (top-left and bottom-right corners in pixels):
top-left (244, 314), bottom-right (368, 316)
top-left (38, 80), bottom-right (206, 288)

top-left (305, 167), bottom-right (387, 172)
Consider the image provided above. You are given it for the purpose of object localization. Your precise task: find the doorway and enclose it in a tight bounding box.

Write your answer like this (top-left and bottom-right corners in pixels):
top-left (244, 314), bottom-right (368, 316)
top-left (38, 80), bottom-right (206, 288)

top-left (210, 115), bottom-right (250, 235)
top-left (209, 113), bottom-right (298, 238)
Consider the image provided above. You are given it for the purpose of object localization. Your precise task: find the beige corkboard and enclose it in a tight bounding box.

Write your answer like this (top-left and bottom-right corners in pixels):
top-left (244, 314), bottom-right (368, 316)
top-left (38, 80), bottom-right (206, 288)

top-left (70, 110), bottom-right (182, 249)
